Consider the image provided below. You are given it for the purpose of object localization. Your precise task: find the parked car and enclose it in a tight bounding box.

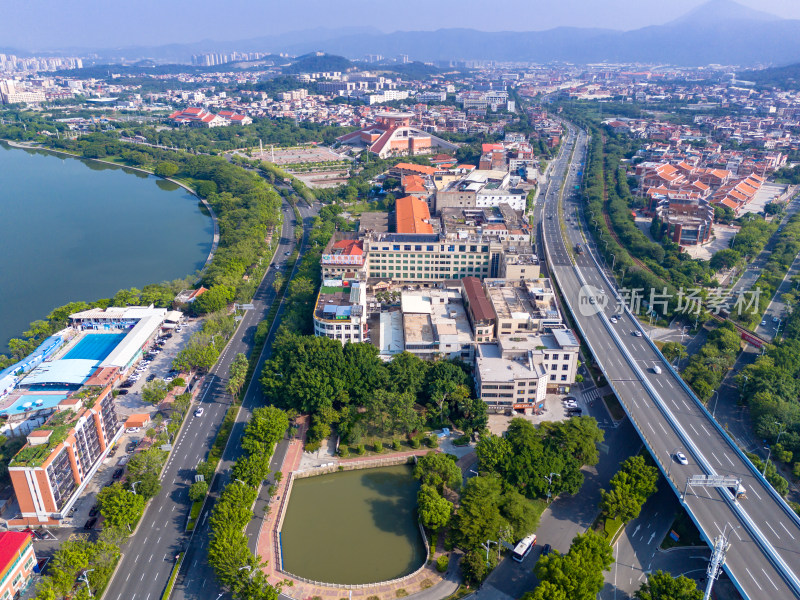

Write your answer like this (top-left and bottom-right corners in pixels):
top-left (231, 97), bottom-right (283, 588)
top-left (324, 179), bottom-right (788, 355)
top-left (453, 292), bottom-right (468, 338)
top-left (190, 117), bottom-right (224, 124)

top-left (146, 374), bottom-right (157, 382)
top-left (125, 441), bottom-right (138, 453)
top-left (567, 408), bottom-right (583, 416)
top-left (126, 427), bottom-right (140, 433)
top-left (112, 468), bottom-right (124, 479)
top-left (88, 505), bottom-right (100, 517)
top-left (83, 518), bottom-right (97, 530)
top-left (117, 390), bottom-right (129, 396)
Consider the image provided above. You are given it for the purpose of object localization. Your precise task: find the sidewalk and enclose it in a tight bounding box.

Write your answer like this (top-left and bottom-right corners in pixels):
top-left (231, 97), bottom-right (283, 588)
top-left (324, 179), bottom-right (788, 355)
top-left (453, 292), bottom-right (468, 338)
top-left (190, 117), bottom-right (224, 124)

top-left (255, 440), bottom-right (456, 600)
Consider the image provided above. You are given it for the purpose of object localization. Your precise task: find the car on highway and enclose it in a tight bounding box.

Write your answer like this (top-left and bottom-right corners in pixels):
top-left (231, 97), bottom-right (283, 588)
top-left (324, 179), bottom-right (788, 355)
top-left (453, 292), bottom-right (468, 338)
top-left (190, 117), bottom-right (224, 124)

top-left (675, 452), bottom-right (689, 466)
top-left (194, 407), bottom-right (204, 417)
top-left (632, 331), bottom-right (643, 337)
top-left (610, 316), bottom-right (618, 323)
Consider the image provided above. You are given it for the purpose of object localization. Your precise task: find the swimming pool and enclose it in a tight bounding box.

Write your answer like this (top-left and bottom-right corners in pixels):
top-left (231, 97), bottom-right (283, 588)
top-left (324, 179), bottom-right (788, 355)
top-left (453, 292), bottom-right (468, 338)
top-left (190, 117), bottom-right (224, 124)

top-left (1, 393), bottom-right (69, 416)
top-left (64, 333), bottom-right (126, 362)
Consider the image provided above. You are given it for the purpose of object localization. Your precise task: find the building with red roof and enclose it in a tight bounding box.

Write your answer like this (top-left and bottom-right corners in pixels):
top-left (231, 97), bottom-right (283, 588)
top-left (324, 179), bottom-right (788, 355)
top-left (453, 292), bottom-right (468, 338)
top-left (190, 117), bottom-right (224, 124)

top-left (0, 531), bottom-right (36, 599)
top-left (168, 107), bottom-right (231, 128)
top-left (395, 196), bottom-right (434, 234)
top-left (336, 111), bottom-right (458, 159)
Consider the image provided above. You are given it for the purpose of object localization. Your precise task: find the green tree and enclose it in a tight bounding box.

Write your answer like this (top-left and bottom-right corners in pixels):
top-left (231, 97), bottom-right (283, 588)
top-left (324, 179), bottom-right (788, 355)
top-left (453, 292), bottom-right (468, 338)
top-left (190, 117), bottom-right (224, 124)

top-left (154, 161), bottom-right (179, 178)
top-left (189, 480), bottom-right (209, 503)
top-left (231, 453), bottom-right (271, 488)
top-left (97, 483), bottom-right (145, 531)
top-left (453, 476), bottom-right (507, 550)
top-left (193, 284), bottom-right (233, 314)
top-left (461, 548), bottom-right (497, 586)
top-left (243, 406), bottom-right (289, 450)
top-left (635, 570), bottom-right (703, 600)
top-left (534, 530), bottom-right (614, 600)
top-left (413, 451), bottom-right (462, 494)
top-left (600, 455), bottom-right (659, 523)
top-left (500, 487), bottom-right (540, 539)
top-left (523, 582), bottom-right (569, 600)
top-left (417, 484), bottom-right (453, 531)
top-left (660, 342), bottom-right (688, 364)
top-left (227, 352), bottom-right (249, 397)
top-left (142, 378), bottom-right (169, 404)
top-left (476, 434), bottom-right (512, 473)
top-left (134, 470), bottom-right (162, 499)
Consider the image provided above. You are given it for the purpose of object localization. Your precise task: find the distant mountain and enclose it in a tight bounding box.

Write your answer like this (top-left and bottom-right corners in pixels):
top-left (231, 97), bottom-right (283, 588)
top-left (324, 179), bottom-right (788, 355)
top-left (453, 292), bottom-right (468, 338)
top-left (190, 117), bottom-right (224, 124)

top-left (282, 53), bottom-right (354, 74)
top-left (742, 62), bottom-right (800, 88)
top-left (12, 1), bottom-right (800, 67)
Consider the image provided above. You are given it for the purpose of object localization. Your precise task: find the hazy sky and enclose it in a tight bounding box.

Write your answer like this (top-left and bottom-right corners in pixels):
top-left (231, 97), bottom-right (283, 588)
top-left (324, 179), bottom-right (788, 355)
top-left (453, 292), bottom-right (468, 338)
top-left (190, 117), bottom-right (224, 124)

top-left (5, 0), bottom-right (800, 50)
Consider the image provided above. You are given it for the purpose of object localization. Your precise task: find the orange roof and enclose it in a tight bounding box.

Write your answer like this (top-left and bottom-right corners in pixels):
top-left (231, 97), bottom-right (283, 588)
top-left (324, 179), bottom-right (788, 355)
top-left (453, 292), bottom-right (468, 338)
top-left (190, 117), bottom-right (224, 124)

top-left (392, 163), bottom-right (438, 177)
top-left (332, 239), bottom-right (363, 256)
top-left (395, 196), bottom-right (433, 234)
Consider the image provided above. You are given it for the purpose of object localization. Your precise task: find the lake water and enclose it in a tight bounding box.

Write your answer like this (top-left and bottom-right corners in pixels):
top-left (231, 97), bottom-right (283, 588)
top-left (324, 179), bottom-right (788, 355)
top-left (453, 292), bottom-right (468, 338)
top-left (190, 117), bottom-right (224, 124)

top-left (0, 142), bottom-right (213, 353)
top-left (280, 465), bottom-right (426, 585)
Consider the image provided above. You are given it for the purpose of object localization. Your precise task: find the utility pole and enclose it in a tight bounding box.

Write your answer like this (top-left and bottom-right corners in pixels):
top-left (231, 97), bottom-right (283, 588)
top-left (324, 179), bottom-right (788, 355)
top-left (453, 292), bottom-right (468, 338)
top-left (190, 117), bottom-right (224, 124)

top-left (703, 524), bottom-right (739, 600)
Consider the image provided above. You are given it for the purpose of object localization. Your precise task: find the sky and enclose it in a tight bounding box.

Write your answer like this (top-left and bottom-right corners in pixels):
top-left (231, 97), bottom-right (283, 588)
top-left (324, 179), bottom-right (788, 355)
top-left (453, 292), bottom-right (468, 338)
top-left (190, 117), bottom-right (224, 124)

top-left (5, 0), bottom-right (800, 50)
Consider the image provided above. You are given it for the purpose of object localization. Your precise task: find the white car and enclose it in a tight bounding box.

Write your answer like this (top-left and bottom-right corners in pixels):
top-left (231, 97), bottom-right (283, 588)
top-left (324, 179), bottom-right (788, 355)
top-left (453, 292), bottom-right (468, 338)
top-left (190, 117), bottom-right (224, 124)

top-left (194, 407), bottom-right (204, 417)
top-left (610, 317), bottom-right (618, 324)
top-left (126, 427), bottom-right (140, 433)
top-left (633, 331), bottom-right (643, 337)
top-left (675, 452), bottom-right (689, 466)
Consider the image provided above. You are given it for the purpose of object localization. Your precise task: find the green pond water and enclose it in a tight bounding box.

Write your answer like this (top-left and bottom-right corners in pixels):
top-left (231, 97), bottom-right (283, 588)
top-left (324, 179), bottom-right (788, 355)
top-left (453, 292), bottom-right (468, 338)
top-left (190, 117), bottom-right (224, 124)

top-left (280, 465), bottom-right (426, 585)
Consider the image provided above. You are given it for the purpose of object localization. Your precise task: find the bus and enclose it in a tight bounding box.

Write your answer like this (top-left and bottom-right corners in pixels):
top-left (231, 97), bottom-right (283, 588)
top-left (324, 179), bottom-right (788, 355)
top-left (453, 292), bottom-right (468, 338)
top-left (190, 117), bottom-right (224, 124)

top-left (575, 244), bottom-right (584, 255)
top-left (511, 534), bottom-right (537, 562)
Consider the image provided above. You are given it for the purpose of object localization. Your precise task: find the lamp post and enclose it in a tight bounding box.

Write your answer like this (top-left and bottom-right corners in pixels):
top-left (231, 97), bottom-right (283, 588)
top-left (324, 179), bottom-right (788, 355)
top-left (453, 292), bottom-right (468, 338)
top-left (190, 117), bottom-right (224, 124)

top-left (762, 422), bottom-right (786, 478)
top-left (79, 569), bottom-right (94, 598)
top-left (235, 479), bottom-right (247, 486)
top-left (131, 481), bottom-right (141, 495)
top-left (544, 472), bottom-right (560, 503)
top-left (710, 390), bottom-right (720, 419)
top-left (610, 253), bottom-right (616, 272)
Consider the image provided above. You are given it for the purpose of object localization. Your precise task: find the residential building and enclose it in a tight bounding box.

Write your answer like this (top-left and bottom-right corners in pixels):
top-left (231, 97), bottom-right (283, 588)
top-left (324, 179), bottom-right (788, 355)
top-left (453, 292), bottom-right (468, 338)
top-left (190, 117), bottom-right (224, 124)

top-left (653, 195), bottom-right (715, 245)
top-left (0, 531), bottom-right (36, 600)
top-left (168, 107), bottom-right (230, 127)
top-left (484, 278), bottom-right (563, 334)
top-left (395, 196), bottom-right (434, 234)
top-left (321, 236), bottom-right (365, 280)
top-left (400, 289), bottom-right (474, 363)
top-left (312, 281), bottom-right (368, 344)
top-left (435, 169), bottom-right (526, 212)
top-left (461, 277), bottom-right (497, 343)
top-left (8, 385), bottom-right (123, 526)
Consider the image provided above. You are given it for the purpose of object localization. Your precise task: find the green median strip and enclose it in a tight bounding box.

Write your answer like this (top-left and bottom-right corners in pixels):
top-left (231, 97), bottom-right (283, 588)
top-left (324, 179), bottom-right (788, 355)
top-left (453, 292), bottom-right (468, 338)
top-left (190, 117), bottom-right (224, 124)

top-left (186, 501), bottom-right (203, 532)
top-left (161, 552), bottom-right (184, 600)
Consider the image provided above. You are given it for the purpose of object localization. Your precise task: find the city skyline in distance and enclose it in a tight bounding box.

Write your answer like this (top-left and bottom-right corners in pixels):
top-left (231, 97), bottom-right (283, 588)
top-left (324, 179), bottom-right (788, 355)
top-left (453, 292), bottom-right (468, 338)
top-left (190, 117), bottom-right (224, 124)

top-left (4, 0), bottom-right (800, 52)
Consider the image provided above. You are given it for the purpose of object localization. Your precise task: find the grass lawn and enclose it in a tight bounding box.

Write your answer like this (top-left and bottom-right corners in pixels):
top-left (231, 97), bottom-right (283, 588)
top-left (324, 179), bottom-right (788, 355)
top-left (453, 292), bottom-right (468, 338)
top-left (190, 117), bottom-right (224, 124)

top-left (661, 509), bottom-right (704, 549)
top-left (185, 501), bottom-right (203, 532)
top-left (603, 393), bottom-right (626, 421)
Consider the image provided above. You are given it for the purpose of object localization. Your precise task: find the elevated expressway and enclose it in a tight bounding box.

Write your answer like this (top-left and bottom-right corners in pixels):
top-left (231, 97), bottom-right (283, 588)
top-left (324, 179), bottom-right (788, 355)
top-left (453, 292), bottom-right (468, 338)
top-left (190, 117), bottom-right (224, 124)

top-left (540, 124), bottom-right (800, 599)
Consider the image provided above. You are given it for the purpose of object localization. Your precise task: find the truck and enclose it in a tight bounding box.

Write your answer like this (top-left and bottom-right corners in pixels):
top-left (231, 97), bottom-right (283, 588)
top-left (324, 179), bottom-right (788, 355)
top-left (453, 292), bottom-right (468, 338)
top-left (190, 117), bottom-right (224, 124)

top-left (729, 483), bottom-right (747, 500)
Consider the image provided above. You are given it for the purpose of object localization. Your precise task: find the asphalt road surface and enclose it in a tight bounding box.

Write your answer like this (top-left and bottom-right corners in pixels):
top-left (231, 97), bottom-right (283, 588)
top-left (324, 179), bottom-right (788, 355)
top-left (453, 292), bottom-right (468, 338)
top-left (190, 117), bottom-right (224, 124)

top-left (105, 194), bottom-right (316, 600)
top-left (542, 125), bottom-right (800, 599)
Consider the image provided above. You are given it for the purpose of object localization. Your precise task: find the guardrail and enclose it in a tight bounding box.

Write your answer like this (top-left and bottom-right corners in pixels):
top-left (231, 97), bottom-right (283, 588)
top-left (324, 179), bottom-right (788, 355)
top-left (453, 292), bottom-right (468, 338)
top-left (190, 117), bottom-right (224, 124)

top-left (542, 127), bottom-right (800, 598)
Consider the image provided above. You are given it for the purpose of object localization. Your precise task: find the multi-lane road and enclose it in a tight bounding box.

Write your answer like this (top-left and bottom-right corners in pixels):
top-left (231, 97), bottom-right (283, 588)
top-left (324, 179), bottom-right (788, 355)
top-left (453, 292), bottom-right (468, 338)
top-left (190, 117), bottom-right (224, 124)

top-left (105, 194), bottom-right (317, 600)
top-left (541, 124), bottom-right (800, 599)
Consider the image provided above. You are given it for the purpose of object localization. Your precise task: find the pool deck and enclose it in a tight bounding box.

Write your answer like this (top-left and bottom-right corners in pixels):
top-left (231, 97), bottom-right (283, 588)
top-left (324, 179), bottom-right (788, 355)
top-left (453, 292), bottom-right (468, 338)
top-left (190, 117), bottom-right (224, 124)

top-left (257, 429), bottom-right (458, 600)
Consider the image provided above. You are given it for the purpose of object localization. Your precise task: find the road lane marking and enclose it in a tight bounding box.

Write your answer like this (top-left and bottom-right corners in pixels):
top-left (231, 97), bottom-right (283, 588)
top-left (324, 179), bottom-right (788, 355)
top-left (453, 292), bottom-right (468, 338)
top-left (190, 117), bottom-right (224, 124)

top-left (766, 522), bottom-right (780, 539)
top-left (711, 452), bottom-right (722, 465)
top-left (700, 424), bottom-right (711, 436)
top-left (746, 568), bottom-right (763, 590)
top-left (762, 569), bottom-right (779, 591)
top-left (689, 424), bottom-right (699, 435)
top-left (126, 572), bottom-right (131, 581)
top-left (658, 422), bottom-right (667, 435)
top-left (723, 453), bottom-right (734, 466)
top-left (780, 522), bottom-right (795, 540)
top-left (750, 487), bottom-right (762, 500)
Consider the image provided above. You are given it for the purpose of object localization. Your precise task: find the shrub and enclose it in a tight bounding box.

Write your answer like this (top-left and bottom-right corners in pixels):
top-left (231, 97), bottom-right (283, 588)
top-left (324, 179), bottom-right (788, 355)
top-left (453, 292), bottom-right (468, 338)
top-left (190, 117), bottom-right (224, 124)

top-left (305, 440), bottom-right (321, 453)
top-left (410, 437), bottom-right (421, 449)
top-left (339, 446), bottom-right (350, 458)
top-left (396, 590), bottom-right (408, 598)
top-left (426, 435), bottom-right (438, 448)
top-left (453, 434), bottom-right (470, 446)
top-left (392, 439), bottom-right (402, 451)
top-left (374, 441), bottom-right (384, 453)
top-left (436, 555), bottom-right (450, 573)
top-left (357, 444), bottom-right (366, 456)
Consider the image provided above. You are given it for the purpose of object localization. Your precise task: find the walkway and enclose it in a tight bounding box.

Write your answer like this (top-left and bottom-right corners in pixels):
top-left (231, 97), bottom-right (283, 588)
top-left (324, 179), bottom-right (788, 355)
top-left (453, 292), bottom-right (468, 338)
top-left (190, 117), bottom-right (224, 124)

top-left (256, 441), bottom-right (455, 600)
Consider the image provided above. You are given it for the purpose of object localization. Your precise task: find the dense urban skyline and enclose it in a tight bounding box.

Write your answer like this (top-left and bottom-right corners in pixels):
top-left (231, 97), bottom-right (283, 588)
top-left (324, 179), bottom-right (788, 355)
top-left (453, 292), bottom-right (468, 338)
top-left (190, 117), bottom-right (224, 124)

top-left (4, 0), bottom-right (800, 51)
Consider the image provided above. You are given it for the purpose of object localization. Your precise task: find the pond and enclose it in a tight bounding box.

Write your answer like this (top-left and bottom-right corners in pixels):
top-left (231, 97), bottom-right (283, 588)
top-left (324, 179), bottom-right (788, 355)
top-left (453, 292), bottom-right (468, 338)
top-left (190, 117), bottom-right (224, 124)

top-left (280, 464), bottom-right (426, 585)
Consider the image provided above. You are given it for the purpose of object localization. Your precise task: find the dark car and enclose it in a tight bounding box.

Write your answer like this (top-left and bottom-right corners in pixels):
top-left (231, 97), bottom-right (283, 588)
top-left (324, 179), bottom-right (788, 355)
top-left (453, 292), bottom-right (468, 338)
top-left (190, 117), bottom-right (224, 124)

top-left (88, 505), bottom-right (99, 517)
top-left (112, 468), bottom-right (124, 480)
top-left (146, 374), bottom-right (157, 382)
top-left (117, 389), bottom-right (129, 395)
top-left (541, 544), bottom-right (552, 556)
top-left (83, 518), bottom-right (97, 530)
top-left (125, 441), bottom-right (138, 452)
top-left (567, 408), bottom-right (583, 416)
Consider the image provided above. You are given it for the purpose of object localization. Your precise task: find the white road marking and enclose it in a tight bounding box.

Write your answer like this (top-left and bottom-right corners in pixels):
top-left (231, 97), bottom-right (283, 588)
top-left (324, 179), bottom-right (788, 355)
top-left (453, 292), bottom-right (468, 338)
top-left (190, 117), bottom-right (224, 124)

top-left (750, 487), bottom-right (762, 500)
top-left (689, 423), bottom-right (699, 435)
top-left (700, 424), bottom-right (711, 436)
top-left (658, 422), bottom-right (668, 435)
top-left (711, 452), bottom-right (722, 465)
top-left (746, 568), bottom-right (763, 590)
top-left (126, 572), bottom-right (131, 581)
top-left (723, 453), bottom-right (734, 466)
top-left (780, 522), bottom-right (796, 540)
top-left (648, 423), bottom-right (655, 434)
top-left (762, 569), bottom-right (779, 591)
top-left (766, 522), bottom-right (780, 539)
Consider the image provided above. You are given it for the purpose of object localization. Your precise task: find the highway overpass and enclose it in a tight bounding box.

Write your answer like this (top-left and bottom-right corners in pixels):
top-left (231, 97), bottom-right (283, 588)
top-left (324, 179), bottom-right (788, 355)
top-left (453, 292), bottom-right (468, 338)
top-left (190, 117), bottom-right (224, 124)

top-left (540, 125), bottom-right (800, 600)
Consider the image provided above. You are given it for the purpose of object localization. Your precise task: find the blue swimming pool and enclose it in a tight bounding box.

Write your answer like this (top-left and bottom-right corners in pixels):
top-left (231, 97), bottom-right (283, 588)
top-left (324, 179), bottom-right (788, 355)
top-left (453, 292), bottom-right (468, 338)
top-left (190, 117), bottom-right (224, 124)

top-left (1, 393), bottom-right (69, 416)
top-left (64, 333), bottom-right (126, 362)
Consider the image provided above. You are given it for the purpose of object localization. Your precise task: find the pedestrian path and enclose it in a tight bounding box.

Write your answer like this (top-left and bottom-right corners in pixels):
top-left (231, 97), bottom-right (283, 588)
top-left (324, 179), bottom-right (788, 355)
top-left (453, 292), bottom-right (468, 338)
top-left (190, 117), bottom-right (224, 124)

top-left (255, 438), bottom-right (456, 600)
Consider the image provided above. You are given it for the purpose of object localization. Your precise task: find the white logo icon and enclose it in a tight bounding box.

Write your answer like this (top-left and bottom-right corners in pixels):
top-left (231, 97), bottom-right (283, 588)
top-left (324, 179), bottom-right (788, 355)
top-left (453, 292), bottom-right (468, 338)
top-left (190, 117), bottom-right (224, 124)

top-left (577, 285), bottom-right (608, 316)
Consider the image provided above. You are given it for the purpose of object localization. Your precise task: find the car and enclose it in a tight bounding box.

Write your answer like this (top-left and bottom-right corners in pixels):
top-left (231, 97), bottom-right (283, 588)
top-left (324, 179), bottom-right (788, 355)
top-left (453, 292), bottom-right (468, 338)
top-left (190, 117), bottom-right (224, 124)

top-left (126, 441), bottom-right (138, 452)
top-left (761, 320), bottom-right (767, 326)
top-left (88, 505), bottom-right (99, 517)
top-left (146, 374), bottom-right (157, 382)
top-left (633, 331), bottom-right (643, 337)
top-left (195, 407), bottom-right (204, 417)
top-left (83, 518), bottom-right (97, 530)
top-left (610, 317), bottom-right (618, 323)
top-left (675, 452), bottom-right (689, 466)
top-left (541, 544), bottom-right (552, 556)
top-left (118, 389), bottom-right (129, 395)
top-left (112, 468), bottom-right (124, 479)
top-left (126, 427), bottom-right (140, 433)
top-left (567, 408), bottom-right (583, 416)
top-left (773, 316), bottom-right (780, 323)
top-left (285, 251), bottom-right (290, 256)
top-left (176, 327), bottom-right (182, 332)
top-left (164, 376), bottom-right (174, 383)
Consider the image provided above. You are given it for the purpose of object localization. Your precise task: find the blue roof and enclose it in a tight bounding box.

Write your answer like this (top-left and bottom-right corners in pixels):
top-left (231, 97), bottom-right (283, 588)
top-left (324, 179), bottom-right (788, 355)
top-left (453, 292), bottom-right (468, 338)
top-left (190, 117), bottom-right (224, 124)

top-left (23, 359), bottom-right (98, 386)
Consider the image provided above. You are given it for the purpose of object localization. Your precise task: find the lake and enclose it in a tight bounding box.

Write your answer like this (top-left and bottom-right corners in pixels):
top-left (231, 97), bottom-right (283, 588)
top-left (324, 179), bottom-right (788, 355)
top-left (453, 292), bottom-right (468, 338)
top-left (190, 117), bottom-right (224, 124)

top-left (280, 465), bottom-right (426, 585)
top-left (0, 142), bottom-right (213, 352)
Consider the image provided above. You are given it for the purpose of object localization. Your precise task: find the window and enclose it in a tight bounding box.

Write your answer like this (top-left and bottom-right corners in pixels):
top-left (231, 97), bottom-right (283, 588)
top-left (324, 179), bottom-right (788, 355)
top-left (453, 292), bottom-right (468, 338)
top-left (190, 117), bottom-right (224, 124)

top-left (562, 364), bottom-right (569, 371)
top-left (561, 375), bottom-right (568, 381)
top-left (550, 375), bottom-right (556, 381)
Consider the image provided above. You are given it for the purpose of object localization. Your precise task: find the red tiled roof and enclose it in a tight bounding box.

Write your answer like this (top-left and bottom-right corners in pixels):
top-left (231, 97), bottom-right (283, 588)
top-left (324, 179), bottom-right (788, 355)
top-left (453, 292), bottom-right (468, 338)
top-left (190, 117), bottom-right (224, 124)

top-left (332, 239), bottom-right (363, 256)
top-left (462, 277), bottom-right (496, 323)
top-left (0, 532), bottom-right (32, 573)
top-left (395, 196), bottom-right (433, 234)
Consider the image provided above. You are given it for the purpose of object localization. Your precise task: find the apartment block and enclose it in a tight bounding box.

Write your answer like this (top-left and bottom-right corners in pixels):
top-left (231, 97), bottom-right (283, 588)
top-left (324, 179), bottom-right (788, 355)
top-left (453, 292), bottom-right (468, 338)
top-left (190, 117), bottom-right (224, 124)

top-left (0, 532), bottom-right (36, 600)
top-left (400, 289), bottom-right (474, 363)
top-left (312, 281), bottom-right (368, 344)
top-left (435, 169), bottom-right (526, 212)
top-left (484, 278), bottom-right (563, 334)
top-left (8, 385), bottom-right (122, 525)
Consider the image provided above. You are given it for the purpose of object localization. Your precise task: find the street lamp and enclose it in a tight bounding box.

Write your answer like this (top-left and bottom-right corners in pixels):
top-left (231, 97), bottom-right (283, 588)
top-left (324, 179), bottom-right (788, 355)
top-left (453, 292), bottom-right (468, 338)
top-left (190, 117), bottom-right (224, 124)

top-left (610, 253), bottom-right (616, 272)
top-left (762, 422), bottom-right (786, 477)
top-left (234, 479), bottom-right (247, 486)
top-left (544, 472), bottom-right (560, 503)
top-left (131, 481), bottom-right (142, 495)
top-left (710, 390), bottom-right (720, 419)
top-left (79, 569), bottom-right (94, 598)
